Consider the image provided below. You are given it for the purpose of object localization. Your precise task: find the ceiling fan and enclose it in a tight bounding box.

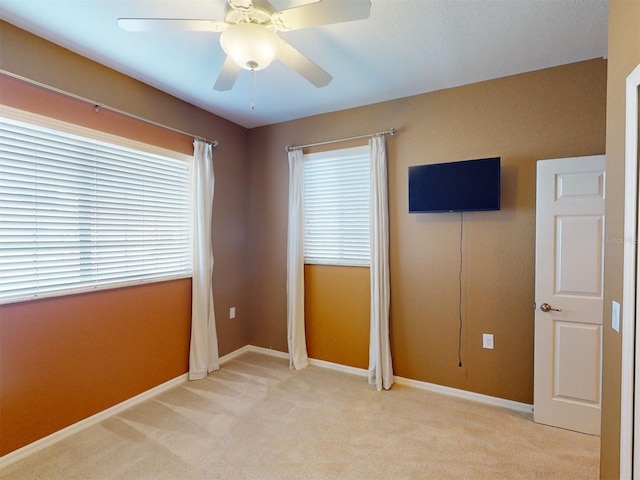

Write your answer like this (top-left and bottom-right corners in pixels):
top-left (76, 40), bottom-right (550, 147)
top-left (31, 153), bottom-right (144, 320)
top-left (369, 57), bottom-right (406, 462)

top-left (118, 0), bottom-right (372, 92)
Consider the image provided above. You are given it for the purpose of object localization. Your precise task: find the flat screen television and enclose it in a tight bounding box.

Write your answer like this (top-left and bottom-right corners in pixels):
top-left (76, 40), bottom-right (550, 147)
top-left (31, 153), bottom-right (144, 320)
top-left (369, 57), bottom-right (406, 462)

top-left (408, 157), bottom-right (501, 213)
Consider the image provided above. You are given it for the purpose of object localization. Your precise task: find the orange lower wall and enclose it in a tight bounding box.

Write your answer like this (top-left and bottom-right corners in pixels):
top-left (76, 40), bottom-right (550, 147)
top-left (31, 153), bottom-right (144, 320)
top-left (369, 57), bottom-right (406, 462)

top-left (0, 279), bottom-right (192, 456)
top-left (304, 265), bottom-right (370, 369)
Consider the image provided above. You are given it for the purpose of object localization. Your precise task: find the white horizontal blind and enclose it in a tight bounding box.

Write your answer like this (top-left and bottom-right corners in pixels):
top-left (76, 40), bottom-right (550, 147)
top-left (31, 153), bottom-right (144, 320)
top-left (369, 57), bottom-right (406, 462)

top-left (0, 115), bottom-right (192, 304)
top-left (303, 145), bottom-right (370, 266)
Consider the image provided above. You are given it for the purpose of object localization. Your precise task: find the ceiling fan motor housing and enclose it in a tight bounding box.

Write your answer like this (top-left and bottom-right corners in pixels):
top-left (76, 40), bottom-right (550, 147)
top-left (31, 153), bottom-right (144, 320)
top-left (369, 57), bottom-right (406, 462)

top-left (225, 1), bottom-right (273, 25)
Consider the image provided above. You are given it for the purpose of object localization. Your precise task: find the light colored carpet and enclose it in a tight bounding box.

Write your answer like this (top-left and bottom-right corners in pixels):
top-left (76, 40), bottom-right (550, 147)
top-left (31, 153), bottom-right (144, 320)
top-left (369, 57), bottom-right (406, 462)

top-left (1, 351), bottom-right (599, 479)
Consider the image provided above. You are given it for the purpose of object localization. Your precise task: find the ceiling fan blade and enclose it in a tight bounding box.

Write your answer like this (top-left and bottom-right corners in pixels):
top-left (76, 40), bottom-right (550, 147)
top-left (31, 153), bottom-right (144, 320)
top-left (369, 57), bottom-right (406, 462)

top-left (271, 0), bottom-right (371, 31)
top-left (214, 56), bottom-right (242, 91)
top-left (278, 40), bottom-right (332, 88)
top-left (117, 18), bottom-right (228, 32)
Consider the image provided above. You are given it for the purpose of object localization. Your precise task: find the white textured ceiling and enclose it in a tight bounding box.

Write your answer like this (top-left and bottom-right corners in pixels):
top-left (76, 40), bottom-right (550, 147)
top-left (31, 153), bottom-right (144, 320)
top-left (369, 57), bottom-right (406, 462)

top-left (0, 0), bottom-right (608, 129)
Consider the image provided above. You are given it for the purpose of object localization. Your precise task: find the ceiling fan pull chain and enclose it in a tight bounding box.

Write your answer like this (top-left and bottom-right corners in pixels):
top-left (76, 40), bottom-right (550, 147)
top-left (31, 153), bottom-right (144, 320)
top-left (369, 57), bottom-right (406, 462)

top-left (251, 69), bottom-right (256, 110)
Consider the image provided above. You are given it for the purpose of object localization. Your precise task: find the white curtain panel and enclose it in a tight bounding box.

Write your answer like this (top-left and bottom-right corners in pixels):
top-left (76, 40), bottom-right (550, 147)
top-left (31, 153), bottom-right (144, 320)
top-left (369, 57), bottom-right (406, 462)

top-left (368, 135), bottom-right (394, 391)
top-left (287, 148), bottom-right (309, 370)
top-left (188, 140), bottom-right (220, 380)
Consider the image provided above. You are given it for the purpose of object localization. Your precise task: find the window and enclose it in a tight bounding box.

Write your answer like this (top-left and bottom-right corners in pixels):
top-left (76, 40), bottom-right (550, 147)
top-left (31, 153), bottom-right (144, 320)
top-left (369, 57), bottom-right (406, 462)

top-left (0, 109), bottom-right (192, 304)
top-left (303, 145), bottom-right (370, 266)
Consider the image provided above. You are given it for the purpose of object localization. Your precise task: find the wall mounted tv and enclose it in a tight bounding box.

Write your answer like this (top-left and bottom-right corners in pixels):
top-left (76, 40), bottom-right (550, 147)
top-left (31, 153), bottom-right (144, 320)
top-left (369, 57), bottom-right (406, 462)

top-left (408, 157), bottom-right (501, 213)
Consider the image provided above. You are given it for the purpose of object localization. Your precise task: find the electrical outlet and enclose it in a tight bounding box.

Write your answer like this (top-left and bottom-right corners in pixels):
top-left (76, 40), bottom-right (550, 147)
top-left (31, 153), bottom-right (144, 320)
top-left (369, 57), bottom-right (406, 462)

top-left (230, 307), bottom-right (236, 319)
top-left (482, 333), bottom-right (494, 350)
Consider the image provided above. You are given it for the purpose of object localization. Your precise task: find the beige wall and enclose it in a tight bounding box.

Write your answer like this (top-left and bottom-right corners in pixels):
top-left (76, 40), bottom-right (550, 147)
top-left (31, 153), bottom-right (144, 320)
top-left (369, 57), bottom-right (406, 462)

top-left (247, 59), bottom-right (607, 404)
top-left (0, 21), bottom-right (250, 455)
top-left (601, 1), bottom-right (640, 479)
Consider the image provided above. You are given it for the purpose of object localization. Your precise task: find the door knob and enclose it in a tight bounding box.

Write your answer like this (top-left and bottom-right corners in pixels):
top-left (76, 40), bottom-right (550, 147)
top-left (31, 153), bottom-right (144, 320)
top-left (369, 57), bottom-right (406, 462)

top-left (540, 303), bottom-right (561, 313)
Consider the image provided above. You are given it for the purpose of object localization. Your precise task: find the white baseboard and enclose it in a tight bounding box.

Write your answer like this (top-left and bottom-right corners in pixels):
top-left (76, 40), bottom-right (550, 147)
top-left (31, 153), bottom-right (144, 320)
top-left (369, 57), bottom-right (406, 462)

top-left (1, 345), bottom-right (532, 469)
top-left (308, 357), bottom-right (369, 377)
top-left (243, 346), bottom-right (533, 414)
top-left (393, 376), bottom-right (533, 414)
top-left (0, 373), bottom-right (188, 470)
top-left (1, 346), bottom-right (274, 469)
top-left (244, 345), bottom-right (290, 360)
top-left (219, 344), bottom-right (253, 363)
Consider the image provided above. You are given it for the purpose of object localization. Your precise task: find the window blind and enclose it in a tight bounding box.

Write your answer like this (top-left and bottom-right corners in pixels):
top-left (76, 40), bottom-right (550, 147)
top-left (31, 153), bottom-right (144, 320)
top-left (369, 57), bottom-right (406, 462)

top-left (303, 145), bottom-right (370, 266)
top-left (0, 115), bottom-right (192, 304)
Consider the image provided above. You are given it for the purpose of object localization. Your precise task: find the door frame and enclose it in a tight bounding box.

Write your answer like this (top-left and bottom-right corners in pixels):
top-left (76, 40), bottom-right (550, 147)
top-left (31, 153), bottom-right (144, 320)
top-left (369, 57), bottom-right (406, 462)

top-left (620, 62), bottom-right (640, 479)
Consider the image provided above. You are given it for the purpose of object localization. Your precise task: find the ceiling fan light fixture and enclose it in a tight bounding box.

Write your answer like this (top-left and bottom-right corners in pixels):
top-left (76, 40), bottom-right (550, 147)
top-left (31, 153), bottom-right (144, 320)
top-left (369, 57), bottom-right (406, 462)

top-left (220, 23), bottom-right (281, 71)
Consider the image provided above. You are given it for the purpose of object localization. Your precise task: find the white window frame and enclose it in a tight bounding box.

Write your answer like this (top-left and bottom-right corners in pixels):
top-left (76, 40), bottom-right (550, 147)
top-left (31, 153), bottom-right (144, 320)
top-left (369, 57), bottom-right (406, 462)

top-left (303, 145), bottom-right (370, 267)
top-left (0, 106), bottom-right (193, 305)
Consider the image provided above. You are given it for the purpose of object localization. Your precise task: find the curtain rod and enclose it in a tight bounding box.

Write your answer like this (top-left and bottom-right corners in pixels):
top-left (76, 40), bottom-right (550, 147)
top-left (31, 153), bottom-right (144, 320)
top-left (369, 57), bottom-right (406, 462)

top-left (0, 69), bottom-right (218, 148)
top-left (285, 128), bottom-right (397, 152)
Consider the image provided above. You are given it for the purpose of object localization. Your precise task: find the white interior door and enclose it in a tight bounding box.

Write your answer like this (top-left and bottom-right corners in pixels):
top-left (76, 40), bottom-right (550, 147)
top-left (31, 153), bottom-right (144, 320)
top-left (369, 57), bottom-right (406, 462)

top-left (534, 155), bottom-right (605, 435)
